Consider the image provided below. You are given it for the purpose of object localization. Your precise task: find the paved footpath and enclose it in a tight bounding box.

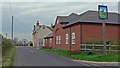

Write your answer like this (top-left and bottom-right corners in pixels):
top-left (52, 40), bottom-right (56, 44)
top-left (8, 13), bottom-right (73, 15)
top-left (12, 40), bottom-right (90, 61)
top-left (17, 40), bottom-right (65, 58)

top-left (14, 46), bottom-right (119, 67)
top-left (73, 60), bottom-right (119, 66)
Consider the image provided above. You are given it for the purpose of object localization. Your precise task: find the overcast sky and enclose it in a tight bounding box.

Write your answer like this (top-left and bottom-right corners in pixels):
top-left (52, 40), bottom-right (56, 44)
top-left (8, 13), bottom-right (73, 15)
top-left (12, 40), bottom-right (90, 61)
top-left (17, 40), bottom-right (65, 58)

top-left (1, 0), bottom-right (119, 41)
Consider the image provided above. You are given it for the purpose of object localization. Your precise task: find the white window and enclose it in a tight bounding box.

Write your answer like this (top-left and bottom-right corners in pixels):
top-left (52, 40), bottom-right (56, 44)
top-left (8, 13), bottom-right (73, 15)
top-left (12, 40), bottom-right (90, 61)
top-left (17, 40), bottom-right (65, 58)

top-left (56, 36), bottom-right (57, 44)
top-left (50, 38), bottom-right (52, 43)
top-left (72, 32), bottom-right (75, 44)
top-left (66, 34), bottom-right (68, 44)
top-left (46, 39), bottom-right (47, 44)
top-left (57, 36), bottom-right (59, 44)
top-left (43, 39), bottom-right (45, 46)
top-left (56, 36), bottom-right (59, 44)
top-left (59, 36), bottom-right (61, 44)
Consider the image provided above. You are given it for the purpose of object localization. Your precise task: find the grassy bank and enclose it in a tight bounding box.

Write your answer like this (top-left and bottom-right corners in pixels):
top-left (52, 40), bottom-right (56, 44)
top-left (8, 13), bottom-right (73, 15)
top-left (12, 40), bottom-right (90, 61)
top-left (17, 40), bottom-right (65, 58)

top-left (41, 48), bottom-right (120, 62)
top-left (2, 46), bottom-right (15, 66)
top-left (1, 35), bottom-right (16, 66)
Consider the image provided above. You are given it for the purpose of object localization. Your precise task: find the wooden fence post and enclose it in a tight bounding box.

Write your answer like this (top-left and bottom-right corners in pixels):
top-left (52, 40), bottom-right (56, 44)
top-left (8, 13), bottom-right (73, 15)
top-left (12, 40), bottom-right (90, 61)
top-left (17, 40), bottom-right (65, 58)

top-left (109, 44), bottom-right (111, 53)
top-left (85, 43), bottom-right (86, 52)
top-left (92, 44), bottom-right (94, 52)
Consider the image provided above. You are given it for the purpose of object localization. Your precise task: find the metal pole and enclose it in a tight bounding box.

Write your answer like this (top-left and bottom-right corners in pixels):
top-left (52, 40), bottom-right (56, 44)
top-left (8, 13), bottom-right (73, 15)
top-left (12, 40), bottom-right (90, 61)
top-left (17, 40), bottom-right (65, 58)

top-left (102, 20), bottom-right (106, 53)
top-left (6, 33), bottom-right (7, 39)
top-left (12, 16), bottom-right (13, 40)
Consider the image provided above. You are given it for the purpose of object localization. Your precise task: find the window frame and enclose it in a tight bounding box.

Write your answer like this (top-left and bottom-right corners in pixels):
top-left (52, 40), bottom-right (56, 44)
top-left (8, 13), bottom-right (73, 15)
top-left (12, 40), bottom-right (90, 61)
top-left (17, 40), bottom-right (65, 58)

top-left (59, 36), bottom-right (61, 44)
top-left (56, 36), bottom-right (58, 44)
top-left (46, 39), bottom-right (47, 44)
top-left (66, 34), bottom-right (68, 44)
top-left (50, 38), bottom-right (52, 43)
top-left (72, 32), bottom-right (75, 44)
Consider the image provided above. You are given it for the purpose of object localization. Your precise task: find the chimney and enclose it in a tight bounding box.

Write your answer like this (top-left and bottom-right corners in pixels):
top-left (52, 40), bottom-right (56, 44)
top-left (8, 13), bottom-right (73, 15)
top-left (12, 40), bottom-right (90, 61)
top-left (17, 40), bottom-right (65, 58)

top-left (34, 25), bottom-right (35, 31)
top-left (51, 23), bottom-right (53, 28)
top-left (36, 21), bottom-right (39, 26)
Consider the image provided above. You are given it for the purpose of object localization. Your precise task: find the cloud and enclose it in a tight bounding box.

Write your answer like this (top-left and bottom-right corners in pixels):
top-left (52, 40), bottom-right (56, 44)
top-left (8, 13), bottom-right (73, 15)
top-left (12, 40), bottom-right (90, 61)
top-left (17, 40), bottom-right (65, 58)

top-left (2, 0), bottom-right (120, 2)
top-left (0, 2), bottom-right (2, 33)
top-left (2, 2), bottom-right (118, 41)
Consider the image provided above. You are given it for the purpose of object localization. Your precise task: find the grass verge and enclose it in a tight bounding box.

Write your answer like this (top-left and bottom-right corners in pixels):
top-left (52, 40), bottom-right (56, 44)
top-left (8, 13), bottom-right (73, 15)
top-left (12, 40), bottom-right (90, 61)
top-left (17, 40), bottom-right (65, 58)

top-left (2, 46), bottom-right (16, 66)
top-left (41, 48), bottom-right (120, 62)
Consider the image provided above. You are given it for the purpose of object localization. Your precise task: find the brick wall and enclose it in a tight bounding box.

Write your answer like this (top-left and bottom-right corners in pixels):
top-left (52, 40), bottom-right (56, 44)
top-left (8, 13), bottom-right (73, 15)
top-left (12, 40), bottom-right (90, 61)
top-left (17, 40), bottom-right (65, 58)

top-left (82, 23), bottom-right (119, 44)
top-left (82, 23), bottom-right (103, 43)
top-left (106, 24), bottom-right (119, 41)
top-left (52, 21), bottom-right (119, 51)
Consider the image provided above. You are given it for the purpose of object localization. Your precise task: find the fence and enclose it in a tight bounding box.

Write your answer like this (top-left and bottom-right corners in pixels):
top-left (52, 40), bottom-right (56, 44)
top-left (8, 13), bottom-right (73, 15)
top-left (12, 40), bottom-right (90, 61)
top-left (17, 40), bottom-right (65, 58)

top-left (80, 44), bottom-right (120, 53)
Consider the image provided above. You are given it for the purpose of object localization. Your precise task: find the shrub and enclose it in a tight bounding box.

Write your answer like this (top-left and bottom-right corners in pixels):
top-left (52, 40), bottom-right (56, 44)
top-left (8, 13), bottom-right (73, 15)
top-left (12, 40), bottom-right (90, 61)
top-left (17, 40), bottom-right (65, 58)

top-left (2, 38), bottom-right (14, 53)
top-left (86, 40), bottom-right (119, 45)
top-left (1, 35), bottom-right (15, 66)
top-left (1, 35), bottom-right (14, 56)
top-left (111, 41), bottom-right (120, 45)
top-left (86, 40), bottom-right (103, 44)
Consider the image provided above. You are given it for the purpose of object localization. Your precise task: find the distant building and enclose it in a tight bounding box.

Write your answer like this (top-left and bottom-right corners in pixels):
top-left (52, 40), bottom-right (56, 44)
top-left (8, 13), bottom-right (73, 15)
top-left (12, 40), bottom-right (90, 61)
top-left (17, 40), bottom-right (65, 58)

top-left (44, 10), bottom-right (120, 51)
top-left (44, 33), bottom-right (53, 48)
top-left (28, 41), bottom-right (33, 46)
top-left (32, 21), bottom-right (53, 49)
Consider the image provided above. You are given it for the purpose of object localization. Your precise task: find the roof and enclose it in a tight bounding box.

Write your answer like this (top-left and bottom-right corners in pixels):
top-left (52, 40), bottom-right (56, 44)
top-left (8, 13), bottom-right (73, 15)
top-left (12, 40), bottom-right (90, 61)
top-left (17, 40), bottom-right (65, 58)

top-left (44, 33), bottom-right (53, 39)
top-left (54, 16), bottom-right (67, 25)
top-left (79, 10), bottom-right (119, 24)
top-left (58, 16), bottom-right (67, 22)
top-left (62, 13), bottom-right (79, 22)
top-left (32, 25), bottom-right (53, 35)
top-left (56, 10), bottom-right (120, 28)
top-left (46, 26), bottom-right (53, 31)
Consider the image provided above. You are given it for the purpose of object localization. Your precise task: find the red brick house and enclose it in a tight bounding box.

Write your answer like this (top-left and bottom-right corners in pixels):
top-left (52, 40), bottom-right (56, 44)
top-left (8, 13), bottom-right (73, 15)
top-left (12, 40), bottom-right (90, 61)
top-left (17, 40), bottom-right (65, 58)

top-left (44, 10), bottom-right (120, 51)
top-left (44, 33), bottom-right (53, 48)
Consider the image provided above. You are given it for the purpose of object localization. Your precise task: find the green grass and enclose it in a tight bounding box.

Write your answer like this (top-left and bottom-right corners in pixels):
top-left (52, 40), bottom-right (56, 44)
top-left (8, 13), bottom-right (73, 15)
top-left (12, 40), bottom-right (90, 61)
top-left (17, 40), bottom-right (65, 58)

top-left (70, 53), bottom-right (119, 62)
top-left (42, 48), bottom-right (71, 57)
top-left (2, 46), bottom-right (16, 66)
top-left (41, 48), bottom-right (120, 62)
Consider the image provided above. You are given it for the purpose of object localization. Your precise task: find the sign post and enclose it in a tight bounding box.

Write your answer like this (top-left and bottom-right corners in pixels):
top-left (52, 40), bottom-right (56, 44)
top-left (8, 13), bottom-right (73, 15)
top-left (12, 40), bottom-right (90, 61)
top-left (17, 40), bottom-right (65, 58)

top-left (98, 5), bottom-right (108, 53)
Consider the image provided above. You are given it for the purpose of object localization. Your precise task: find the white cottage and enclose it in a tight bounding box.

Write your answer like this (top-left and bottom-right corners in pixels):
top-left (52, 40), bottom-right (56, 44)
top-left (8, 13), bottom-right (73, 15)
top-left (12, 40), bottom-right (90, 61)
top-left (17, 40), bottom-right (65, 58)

top-left (32, 21), bottom-right (53, 49)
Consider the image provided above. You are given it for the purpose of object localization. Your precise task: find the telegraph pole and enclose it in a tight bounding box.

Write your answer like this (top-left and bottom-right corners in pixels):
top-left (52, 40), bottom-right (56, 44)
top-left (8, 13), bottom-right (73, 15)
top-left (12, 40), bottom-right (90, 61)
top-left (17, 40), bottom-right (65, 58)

top-left (6, 33), bottom-right (7, 39)
top-left (12, 16), bottom-right (13, 40)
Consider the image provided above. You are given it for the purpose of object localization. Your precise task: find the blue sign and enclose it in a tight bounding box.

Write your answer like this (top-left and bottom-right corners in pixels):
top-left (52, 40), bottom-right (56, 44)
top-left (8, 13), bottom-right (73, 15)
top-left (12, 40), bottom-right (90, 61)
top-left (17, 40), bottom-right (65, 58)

top-left (98, 5), bottom-right (108, 20)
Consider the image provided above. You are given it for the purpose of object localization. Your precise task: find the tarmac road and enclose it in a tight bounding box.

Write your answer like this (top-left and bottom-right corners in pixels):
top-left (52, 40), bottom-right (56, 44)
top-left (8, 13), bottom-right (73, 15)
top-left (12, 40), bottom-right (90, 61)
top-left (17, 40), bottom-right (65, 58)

top-left (14, 46), bottom-right (94, 66)
top-left (14, 46), bottom-right (119, 67)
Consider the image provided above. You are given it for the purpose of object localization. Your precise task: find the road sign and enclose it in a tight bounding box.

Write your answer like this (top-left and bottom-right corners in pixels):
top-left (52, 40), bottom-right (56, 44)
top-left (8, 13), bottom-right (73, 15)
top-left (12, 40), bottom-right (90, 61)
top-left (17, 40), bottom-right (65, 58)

top-left (98, 5), bottom-right (108, 20)
top-left (98, 5), bottom-right (108, 53)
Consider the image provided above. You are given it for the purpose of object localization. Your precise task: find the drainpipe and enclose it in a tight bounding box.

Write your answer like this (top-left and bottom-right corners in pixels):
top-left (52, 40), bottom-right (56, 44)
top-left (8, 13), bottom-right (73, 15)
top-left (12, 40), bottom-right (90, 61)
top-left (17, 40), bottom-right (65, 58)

top-left (80, 24), bottom-right (82, 44)
top-left (47, 38), bottom-right (48, 48)
top-left (55, 31), bottom-right (56, 49)
top-left (80, 24), bottom-right (82, 51)
top-left (70, 26), bottom-right (71, 51)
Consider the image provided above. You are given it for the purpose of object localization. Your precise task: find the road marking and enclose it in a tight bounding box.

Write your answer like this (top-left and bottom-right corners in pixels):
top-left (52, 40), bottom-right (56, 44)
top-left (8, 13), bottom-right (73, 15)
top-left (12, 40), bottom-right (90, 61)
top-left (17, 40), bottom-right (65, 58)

top-left (82, 63), bottom-right (91, 66)
top-left (73, 60), bottom-right (99, 66)
top-left (30, 50), bottom-right (34, 53)
top-left (72, 60), bottom-right (91, 66)
top-left (90, 63), bottom-right (99, 66)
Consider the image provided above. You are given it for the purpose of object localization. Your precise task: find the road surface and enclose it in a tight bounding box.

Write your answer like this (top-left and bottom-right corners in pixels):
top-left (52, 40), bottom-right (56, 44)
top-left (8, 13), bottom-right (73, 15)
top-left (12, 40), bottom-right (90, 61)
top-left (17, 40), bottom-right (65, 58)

top-left (14, 46), bottom-right (94, 66)
top-left (14, 46), bottom-right (119, 67)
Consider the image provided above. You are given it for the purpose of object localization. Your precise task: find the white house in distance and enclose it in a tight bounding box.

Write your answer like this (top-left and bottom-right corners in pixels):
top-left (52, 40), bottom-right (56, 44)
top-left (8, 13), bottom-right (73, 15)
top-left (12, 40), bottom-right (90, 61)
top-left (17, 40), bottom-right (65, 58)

top-left (32, 21), bottom-right (53, 49)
